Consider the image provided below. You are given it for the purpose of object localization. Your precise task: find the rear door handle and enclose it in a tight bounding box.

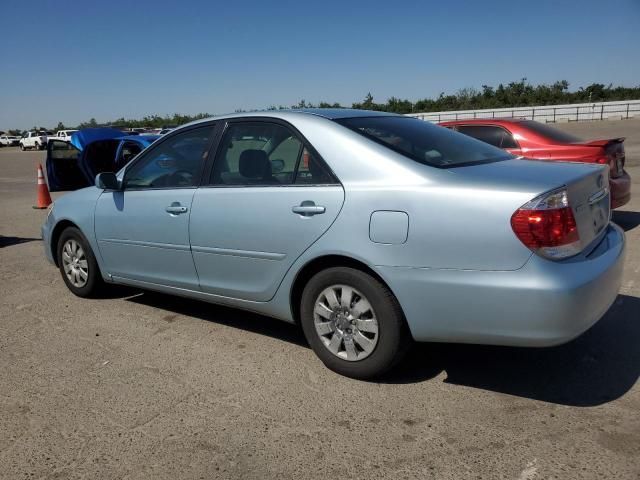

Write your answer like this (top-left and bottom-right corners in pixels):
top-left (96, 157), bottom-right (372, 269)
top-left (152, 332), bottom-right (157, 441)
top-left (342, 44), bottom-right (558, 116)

top-left (292, 201), bottom-right (325, 217)
top-left (166, 202), bottom-right (188, 215)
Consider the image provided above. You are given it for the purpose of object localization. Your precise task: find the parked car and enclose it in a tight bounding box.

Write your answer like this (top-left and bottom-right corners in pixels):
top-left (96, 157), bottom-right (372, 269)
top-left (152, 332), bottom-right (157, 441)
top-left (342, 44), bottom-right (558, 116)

top-left (0, 135), bottom-right (21, 146)
top-left (42, 110), bottom-right (624, 379)
top-left (46, 128), bottom-right (158, 191)
top-left (439, 119), bottom-right (631, 208)
top-left (20, 131), bottom-right (53, 150)
top-left (50, 129), bottom-right (79, 143)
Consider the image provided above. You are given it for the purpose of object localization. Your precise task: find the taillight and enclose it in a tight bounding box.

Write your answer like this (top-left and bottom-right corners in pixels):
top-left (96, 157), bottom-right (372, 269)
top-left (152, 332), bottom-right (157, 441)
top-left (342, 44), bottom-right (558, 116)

top-left (511, 188), bottom-right (581, 260)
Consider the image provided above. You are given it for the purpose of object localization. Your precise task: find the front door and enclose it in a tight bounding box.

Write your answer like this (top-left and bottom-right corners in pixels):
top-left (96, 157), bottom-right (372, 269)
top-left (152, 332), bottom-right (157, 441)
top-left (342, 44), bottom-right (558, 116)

top-left (189, 120), bottom-right (344, 302)
top-left (94, 124), bottom-right (215, 289)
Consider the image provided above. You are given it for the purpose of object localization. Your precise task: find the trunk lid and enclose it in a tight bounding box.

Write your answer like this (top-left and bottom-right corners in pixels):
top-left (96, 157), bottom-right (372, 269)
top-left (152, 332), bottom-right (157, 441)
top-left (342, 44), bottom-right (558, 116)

top-left (565, 166), bottom-right (610, 251)
top-left (452, 158), bottom-right (610, 254)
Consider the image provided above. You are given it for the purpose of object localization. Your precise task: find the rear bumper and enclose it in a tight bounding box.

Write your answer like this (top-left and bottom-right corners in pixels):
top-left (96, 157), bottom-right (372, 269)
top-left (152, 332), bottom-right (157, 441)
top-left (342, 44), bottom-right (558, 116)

top-left (377, 223), bottom-right (625, 346)
top-left (610, 171), bottom-right (631, 209)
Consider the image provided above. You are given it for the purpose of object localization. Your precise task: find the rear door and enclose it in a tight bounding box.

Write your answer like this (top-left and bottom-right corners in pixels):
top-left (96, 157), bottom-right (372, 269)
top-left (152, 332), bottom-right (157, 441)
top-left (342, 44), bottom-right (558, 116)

top-left (189, 119), bottom-right (344, 301)
top-left (94, 124), bottom-right (216, 289)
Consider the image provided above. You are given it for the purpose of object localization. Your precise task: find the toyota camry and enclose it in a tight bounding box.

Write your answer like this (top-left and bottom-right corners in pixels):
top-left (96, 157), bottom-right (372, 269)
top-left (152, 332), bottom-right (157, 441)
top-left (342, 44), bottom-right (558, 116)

top-left (42, 109), bottom-right (625, 379)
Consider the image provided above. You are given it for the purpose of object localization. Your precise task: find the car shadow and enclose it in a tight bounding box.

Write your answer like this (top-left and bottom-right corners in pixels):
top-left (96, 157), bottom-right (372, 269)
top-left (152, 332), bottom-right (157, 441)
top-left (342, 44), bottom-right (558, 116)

top-left (613, 210), bottom-right (640, 231)
top-left (121, 289), bottom-right (638, 407)
top-left (0, 236), bottom-right (40, 248)
top-left (126, 291), bottom-right (308, 348)
top-left (385, 294), bottom-right (640, 406)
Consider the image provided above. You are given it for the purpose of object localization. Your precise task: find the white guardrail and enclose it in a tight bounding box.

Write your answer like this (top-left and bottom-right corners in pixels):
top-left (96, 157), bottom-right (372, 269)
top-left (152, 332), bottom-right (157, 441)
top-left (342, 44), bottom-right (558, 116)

top-left (406, 99), bottom-right (640, 123)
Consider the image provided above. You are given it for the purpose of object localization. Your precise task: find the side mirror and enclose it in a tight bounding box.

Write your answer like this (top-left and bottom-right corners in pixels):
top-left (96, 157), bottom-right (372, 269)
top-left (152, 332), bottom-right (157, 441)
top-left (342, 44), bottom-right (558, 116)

top-left (95, 172), bottom-right (120, 190)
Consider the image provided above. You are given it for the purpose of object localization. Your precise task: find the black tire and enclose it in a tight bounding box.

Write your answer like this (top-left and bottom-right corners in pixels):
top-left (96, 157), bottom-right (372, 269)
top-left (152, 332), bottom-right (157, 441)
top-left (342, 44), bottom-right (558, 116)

top-left (56, 227), bottom-right (105, 298)
top-left (300, 267), bottom-right (411, 379)
top-left (20, 143), bottom-right (25, 151)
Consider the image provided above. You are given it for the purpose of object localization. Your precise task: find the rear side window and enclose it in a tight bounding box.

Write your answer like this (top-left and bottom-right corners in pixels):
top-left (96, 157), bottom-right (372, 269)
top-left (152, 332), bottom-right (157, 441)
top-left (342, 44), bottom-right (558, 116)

top-left (456, 125), bottom-right (519, 149)
top-left (336, 116), bottom-right (512, 167)
top-left (210, 122), bottom-right (336, 186)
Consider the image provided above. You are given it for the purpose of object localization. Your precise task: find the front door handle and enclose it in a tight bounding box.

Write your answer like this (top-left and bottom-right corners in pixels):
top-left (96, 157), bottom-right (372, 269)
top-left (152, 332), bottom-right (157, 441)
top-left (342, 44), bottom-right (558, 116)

top-left (292, 201), bottom-right (326, 217)
top-left (166, 202), bottom-right (188, 215)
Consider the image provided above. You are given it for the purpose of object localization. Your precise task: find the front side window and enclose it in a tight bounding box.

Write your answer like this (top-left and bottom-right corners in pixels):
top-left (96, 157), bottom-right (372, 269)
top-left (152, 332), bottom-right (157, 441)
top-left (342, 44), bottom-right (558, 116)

top-left (336, 116), bottom-right (512, 168)
top-left (124, 125), bottom-right (213, 189)
top-left (211, 122), bottom-right (302, 185)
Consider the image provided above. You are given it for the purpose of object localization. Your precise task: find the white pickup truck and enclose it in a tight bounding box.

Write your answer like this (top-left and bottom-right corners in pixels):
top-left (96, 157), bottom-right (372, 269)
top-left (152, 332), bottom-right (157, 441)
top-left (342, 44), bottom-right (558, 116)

top-left (50, 130), bottom-right (78, 143)
top-left (19, 131), bottom-right (53, 151)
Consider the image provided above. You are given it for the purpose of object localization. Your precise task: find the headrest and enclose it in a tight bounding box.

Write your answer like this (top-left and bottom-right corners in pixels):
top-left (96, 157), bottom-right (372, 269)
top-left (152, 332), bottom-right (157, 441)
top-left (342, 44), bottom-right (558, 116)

top-left (239, 149), bottom-right (271, 179)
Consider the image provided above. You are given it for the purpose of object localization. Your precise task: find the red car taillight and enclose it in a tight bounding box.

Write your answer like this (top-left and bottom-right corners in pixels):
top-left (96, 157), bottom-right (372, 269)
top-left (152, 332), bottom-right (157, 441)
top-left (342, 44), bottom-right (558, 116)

top-left (597, 155), bottom-right (623, 178)
top-left (511, 188), bottom-right (581, 260)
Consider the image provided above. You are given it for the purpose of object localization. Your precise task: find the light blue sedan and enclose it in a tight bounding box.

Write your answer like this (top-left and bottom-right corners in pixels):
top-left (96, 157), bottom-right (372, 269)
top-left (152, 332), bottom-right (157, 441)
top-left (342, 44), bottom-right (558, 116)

top-left (42, 109), bottom-right (625, 378)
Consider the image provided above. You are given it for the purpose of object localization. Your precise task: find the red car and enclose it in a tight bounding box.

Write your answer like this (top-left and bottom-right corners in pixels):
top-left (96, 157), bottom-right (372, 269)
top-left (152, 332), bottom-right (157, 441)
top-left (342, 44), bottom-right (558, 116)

top-left (440, 119), bottom-right (631, 208)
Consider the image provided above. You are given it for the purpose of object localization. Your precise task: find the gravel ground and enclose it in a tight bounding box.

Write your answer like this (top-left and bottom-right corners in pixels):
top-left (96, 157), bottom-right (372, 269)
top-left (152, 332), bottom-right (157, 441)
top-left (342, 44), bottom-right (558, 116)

top-left (1, 119), bottom-right (639, 479)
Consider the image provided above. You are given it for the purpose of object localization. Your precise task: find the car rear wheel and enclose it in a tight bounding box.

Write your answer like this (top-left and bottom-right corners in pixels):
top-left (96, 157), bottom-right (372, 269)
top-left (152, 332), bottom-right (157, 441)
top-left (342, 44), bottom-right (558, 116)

top-left (57, 227), bottom-right (104, 298)
top-left (300, 267), bottom-right (411, 379)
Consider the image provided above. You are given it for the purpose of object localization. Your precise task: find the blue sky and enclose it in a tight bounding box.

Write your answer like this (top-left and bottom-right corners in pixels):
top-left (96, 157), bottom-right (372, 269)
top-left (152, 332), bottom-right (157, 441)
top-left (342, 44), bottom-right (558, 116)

top-left (1, 0), bottom-right (638, 130)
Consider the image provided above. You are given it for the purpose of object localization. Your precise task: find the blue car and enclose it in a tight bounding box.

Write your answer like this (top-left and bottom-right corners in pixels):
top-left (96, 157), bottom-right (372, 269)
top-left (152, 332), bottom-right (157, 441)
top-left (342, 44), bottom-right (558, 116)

top-left (46, 128), bottom-right (159, 191)
top-left (41, 110), bottom-right (624, 379)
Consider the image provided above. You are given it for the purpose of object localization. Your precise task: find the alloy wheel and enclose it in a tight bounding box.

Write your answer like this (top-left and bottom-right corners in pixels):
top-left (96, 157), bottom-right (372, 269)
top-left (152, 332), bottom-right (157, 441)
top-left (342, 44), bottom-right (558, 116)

top-left (61, 239), bottom-right (89, 288)
top-left (313, 284), bottom-right (379, 361)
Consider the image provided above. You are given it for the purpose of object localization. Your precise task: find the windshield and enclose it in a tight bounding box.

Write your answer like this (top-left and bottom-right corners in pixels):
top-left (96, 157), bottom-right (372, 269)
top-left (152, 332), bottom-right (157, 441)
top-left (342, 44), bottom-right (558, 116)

top-left (336, 116), bottom-right (512, 167)
top-left (520, 120), bottom-right (583, 144)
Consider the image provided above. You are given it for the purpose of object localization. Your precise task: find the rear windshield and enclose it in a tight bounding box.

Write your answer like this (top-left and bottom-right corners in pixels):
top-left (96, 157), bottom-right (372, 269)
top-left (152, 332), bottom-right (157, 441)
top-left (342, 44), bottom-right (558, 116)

top-left (520, 120), bottom-right (583, 143)
top-left (335, 116), bottom-right (512, 167)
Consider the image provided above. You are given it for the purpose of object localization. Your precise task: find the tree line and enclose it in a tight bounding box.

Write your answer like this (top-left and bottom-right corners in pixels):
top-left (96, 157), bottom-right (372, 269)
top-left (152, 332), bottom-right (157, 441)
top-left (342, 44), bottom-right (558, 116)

top-left (6, 79), bottom-right (640, 134)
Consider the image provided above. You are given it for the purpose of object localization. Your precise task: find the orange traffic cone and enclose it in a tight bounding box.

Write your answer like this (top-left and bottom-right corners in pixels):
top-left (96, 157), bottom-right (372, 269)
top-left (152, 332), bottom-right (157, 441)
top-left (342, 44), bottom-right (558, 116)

top-left (33, 164), bottom-right (52, 209)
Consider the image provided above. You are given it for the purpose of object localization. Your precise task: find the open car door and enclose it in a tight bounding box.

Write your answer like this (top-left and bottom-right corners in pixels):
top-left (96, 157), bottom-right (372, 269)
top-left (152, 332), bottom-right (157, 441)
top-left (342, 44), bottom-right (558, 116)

top-left (46, 140), bottom-right (87, 192)
top-left (46, 128), bottom-right (126, 191)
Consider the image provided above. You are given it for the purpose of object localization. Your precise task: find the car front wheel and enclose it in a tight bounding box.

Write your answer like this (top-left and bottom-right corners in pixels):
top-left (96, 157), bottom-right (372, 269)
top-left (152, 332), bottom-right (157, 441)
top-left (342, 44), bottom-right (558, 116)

top-left (57, 227), bottom-right (104, 297)
top-left (300, 267), bottom-right (411, 379)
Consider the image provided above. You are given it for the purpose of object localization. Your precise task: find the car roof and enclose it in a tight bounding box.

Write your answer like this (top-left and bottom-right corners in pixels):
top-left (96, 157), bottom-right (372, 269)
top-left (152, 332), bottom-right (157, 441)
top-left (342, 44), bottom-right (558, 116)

top-left (69, 128), bottom-right (160, 151)
top-left (285, 108), bottom-right (401, 120)
top-left (439, 118), bottom-right (528, 126)
top-left (179, 108), bottom-right (401, 129)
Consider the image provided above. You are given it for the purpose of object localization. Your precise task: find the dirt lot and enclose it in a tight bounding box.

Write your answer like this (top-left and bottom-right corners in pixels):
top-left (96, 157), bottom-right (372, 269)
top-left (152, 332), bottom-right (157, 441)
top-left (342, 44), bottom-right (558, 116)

top-left (1, 119), bottom-right (639, 479)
